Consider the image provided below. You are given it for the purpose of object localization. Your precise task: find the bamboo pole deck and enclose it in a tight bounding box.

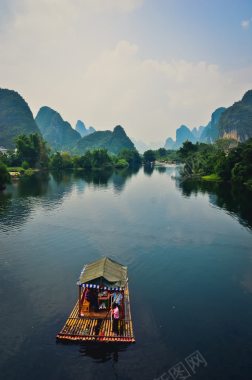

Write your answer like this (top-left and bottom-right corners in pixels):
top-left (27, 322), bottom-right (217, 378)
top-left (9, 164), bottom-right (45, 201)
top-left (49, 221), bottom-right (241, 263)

top-left (56, 284), bottom-right (135, 343)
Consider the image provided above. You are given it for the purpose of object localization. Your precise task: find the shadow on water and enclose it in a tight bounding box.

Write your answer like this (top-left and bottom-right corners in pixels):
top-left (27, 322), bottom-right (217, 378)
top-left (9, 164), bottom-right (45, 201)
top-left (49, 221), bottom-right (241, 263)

top-left (176, 178), bottom-right (252, 229)
top-left (79, 342), bottom-right (130, 363)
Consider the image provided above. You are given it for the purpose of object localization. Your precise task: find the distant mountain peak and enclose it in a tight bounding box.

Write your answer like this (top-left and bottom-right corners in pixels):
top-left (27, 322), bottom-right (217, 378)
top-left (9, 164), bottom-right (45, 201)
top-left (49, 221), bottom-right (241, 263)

top-left (35, 106), bottom-right (81, 150)
top-left (218, 89), bottom-right (252, 142)
top-left (75, 120), bottom-right (95, 137)
top-left (242, 90), bottom-right (252, 105)
top-left (113, 125), bottom-right (126, 135)
top-left (75, 125), bottom-right (134, 154)
top-left (0, 88), bottom-right (40, 148)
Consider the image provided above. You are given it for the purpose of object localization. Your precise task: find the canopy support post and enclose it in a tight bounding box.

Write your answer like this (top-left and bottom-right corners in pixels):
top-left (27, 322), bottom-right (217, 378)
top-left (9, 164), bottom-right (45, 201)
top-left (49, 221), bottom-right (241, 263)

top-left (78, 285), bottom-right (81, 316)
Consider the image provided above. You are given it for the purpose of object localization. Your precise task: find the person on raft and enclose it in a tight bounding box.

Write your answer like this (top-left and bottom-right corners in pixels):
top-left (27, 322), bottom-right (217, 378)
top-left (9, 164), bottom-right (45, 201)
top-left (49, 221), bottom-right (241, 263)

top-left (111, 303), bottom-right (120, 335)
top-left (112, 290), bottom-right (123, 306)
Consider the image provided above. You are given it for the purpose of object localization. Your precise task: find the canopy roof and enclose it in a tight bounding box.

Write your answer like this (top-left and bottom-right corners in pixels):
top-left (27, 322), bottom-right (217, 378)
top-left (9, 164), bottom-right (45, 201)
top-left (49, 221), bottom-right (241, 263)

top-left (77, 257), bottom-right (128, 288)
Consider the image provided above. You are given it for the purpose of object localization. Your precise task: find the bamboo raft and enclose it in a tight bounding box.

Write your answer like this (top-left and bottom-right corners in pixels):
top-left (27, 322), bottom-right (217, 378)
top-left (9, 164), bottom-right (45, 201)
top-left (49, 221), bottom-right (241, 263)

top-left (56, 258), bottom-right (135, 343)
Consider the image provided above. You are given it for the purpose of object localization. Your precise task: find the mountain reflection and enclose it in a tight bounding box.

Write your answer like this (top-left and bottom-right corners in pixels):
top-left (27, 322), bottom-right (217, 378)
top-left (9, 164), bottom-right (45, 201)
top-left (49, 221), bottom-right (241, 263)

top-left (176, 178), bottom-right (252, 230)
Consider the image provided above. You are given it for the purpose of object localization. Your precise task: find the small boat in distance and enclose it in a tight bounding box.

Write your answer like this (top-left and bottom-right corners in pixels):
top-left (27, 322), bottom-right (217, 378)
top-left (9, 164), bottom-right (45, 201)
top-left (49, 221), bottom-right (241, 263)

top-left (56, 257), bottom-right (135, 343)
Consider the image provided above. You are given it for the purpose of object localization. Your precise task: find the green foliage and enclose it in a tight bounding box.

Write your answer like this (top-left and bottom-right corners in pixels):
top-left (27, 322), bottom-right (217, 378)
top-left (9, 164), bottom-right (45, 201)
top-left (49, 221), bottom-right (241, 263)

top-left (118, 148), bottom-right (142, 167)
top-left (114, 159), bottom-right (129, 169)
top-left (179, 138), bottom-right (252, 188)
top-left (50, 151), bottom-right (77, 170)
top-left (143, 150), bottom-right (156, 163)
top-left (202, 174), bottom-right (221, 182)
top-left (50, 152), bottom-right (64, 170)
top-left (178, 141), bottom-right (198, 160)
top-left (60, 152), bottom-right (74, 169)
top-left (7, 167), bottom-right (24, 173)
top-left (15, 133), bottom-right (50, 168)
top-left (73, 151), bottom-right (92, 170)
top-left (24, 168), bottom-right (36, 176)
top-left (0, 162), bottom-right (11, 190)
top-left (22, 161), bottom-right (30, 170)
top-left (154, 148), bottom-right (178, 162)
top-left (157, 148), bottom-right (167, 157)
top-left (49, 147), bottom-right (142, 172)
top-left (91, 149), bottom-right (113, 168)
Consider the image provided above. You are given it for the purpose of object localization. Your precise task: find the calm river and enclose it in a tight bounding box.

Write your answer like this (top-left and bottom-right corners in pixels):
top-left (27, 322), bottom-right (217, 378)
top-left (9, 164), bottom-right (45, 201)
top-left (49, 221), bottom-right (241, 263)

top-left (0, 166), bottom-right (252, 380)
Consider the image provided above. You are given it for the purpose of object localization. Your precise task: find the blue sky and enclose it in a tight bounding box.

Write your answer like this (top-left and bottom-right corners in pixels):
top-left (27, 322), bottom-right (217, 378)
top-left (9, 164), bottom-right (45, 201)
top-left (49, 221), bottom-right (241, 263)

top-left (0, 0), bottom-right (252, 143)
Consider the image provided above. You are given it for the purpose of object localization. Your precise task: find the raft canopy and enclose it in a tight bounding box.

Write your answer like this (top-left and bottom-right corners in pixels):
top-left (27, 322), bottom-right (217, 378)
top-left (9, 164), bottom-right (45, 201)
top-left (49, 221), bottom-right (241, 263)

top-left (77, 257), bottom-right (128, 289)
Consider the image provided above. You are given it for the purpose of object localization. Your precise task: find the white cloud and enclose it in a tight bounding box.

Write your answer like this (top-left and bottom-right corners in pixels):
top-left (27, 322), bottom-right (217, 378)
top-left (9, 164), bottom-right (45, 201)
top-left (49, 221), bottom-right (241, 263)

top-left (79, 41), bottom-right (252, 141)
top-left (241, 19), bottom-right (251, 29)
top-left (0, 1), bottom-right (251, 143)
top-left (82, 0), bottom-right (144, 12)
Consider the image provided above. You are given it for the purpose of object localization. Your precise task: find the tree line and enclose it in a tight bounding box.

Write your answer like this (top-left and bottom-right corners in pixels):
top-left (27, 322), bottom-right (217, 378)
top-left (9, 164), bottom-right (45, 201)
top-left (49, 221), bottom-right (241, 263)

top-left (0, 133), bottom-right (142, 189)
top-left (178, 139), bottom-right (252, 189)
top-left (1, 133), bottom-right (251, 191)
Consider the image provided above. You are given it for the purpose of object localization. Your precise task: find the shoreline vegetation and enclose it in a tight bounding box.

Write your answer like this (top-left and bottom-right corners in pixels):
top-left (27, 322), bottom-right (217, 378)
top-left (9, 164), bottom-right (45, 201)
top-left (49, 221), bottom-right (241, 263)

top-left (0, 133), bottom-right (251, 192)
top-left (176, 139), bottom-right (252, 190)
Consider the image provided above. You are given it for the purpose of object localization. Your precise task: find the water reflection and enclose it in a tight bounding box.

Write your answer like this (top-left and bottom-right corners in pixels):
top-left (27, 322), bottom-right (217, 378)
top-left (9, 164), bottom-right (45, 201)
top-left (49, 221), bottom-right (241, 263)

top-left (143, 164), bottom-right (154, 176)
top-left (17, 172), bottom-right (51, 197)
top-left (0, 168), bottom-right (141, 231)
top-left (155, 166), bottom-right (166, 174)
top-left (74, 168), bottom-right (113, 188)
top-left (112, 167), bottom-right (140, 194)
top-left (0, 172), bottom-right (74, 231)
top-left (74, 166), bottom-right (141, 193)
top-left (79, 343), bottom-right (130, 363)
top-left (176, 178), bottom-right (252, 229)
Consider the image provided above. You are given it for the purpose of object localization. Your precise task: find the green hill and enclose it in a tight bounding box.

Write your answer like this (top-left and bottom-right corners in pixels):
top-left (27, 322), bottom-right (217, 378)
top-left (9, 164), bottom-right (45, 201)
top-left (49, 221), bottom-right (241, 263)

top-left (35, 106), bottom-right (81, 151)
top-left (75, 125), bottom-right (135, 154)
top-left (218, 90), bottom-right (252, 142)
top-left (0, 88), bottom-right (40, 149)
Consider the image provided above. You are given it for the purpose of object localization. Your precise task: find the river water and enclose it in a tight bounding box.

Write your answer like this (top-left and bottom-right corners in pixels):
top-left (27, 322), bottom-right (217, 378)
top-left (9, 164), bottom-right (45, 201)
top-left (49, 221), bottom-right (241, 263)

top-left (0, 166), bottom-right (252, 380)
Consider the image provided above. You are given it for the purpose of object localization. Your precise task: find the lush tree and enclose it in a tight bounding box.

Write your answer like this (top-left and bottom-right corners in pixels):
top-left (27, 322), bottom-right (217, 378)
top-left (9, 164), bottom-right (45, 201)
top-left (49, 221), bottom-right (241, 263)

top-left (91, 149), bottom-right (112, 168)
top-left (50, 152), bottom-right (64, 170)
top-left (118, 148), bottom-right (142, 167)
top-left (0, 162), bottom-right (11, 190)
top-left (15, 133), bottom-right (49, 168)
top-left (73, 152), bottom-right (92, 170)
top-left (61, 152), bottom-right (74, 169)
top-left (50, 152), bottom-right (74, 170)
top-left (157, 148), bottom-right (167, 157)
top-left (22, 161), bottom-right (30, 170)
top-left (143, 150), bottom-right (156, 163)
top-left (178, 141), bottom-right (198, 160)
top-left (114, 158), bottom-right (129, 169)
top-left (178, 138), bottom-right (252, 188)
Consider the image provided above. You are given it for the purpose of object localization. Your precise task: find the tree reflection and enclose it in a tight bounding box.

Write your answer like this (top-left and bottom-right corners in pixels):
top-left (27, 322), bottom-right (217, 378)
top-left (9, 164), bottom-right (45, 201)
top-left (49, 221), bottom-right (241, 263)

top-left (143, 164), bottom-right (154, 176)
top-left (176, 178), bottom-right (252, 229)
top-left (74, 168), bottom-right (113, 188)
top-left (17, 172), bottom-right (50, 197)
top-left (112, 166), bottom-right (141, 194)
top-left (155, 166), bottom-right (166, 174)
